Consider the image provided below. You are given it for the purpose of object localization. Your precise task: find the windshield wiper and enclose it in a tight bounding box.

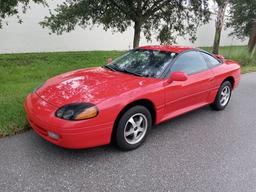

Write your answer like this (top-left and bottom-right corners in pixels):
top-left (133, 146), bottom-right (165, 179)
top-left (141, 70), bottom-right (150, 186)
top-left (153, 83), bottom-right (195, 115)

top-left (102, 65), bottom-right (117, 71)
top-left (120, 69), bottom-right (145, 77)
top-left (103, 65), bottom-right (146, 77)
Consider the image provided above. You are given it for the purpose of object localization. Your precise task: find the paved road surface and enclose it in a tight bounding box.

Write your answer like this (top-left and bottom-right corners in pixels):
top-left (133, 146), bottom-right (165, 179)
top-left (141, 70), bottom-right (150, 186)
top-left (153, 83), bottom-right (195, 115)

top-left (0, 73), bottom-right (256, 192)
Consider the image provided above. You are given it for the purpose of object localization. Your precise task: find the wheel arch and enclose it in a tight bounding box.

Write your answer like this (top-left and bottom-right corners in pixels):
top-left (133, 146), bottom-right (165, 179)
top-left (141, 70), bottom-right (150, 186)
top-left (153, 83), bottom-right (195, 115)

top-left (222, 76), bottom-right (235, 89)
top-left (111, 99), bottom-right (157, 141)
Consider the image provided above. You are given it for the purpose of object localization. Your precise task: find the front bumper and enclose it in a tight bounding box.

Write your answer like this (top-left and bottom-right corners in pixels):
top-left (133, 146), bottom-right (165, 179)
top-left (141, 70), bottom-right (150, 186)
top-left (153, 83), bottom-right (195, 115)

top-left (24, 93), bottom-right (113, 149)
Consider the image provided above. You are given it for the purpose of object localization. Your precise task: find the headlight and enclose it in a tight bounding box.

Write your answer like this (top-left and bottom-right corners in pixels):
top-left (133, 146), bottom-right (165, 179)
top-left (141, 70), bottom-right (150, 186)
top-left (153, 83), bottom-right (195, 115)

top-left (55, 103), bottom-right (98, 121)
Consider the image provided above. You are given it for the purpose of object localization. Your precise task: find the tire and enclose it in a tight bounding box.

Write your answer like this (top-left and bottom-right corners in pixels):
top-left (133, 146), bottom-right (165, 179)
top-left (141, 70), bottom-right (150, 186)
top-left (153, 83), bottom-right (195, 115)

top-left (115, 105), bottom-right (152, 151)
top-left (210, 81), bottom-right (232, 111)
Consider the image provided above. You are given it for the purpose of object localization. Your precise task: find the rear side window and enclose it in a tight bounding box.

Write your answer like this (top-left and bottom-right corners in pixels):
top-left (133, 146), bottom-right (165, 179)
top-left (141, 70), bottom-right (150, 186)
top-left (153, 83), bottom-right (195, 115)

top-left (171, 51), bottom-right (208, 75)
top-left (200, 52), bottom-right (220, 67)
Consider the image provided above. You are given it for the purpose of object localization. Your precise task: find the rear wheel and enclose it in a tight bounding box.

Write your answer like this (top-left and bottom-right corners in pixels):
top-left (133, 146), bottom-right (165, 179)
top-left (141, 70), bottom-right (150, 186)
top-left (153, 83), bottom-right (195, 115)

top-left (115, 106), bottom-right (152, 150)
top-left (210, 81), bottom-right (232, 111)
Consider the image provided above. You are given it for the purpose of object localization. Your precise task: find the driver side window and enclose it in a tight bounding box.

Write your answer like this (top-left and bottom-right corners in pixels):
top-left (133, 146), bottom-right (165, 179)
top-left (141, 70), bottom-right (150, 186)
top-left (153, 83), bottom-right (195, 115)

top-left (171, 51), bottom-right (208, 75)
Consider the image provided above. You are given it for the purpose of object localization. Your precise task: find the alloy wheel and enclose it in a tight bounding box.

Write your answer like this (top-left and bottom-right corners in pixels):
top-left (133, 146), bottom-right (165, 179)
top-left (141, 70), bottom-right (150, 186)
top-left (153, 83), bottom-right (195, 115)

top-left (124, 113), bottom-right (148, 145)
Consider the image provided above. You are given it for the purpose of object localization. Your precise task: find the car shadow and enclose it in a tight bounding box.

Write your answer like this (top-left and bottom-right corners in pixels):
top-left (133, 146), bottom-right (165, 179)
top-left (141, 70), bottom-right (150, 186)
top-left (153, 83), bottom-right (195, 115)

top-left (29, 105), bottom-right (213, 160)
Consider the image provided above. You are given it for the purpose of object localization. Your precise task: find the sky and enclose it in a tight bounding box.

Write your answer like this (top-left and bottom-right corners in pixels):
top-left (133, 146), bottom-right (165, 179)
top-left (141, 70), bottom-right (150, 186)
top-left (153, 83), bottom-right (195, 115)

top-left (0, 0), bottom-right (247, 53)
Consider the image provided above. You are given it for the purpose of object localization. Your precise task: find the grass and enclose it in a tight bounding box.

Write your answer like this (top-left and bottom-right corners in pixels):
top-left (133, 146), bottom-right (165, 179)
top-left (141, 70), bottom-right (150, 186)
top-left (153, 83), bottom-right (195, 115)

top-left (202, 46), bottom-right (256, 73)
top-left (0, 46), bottom-right (255, 137)
top-left (202, 45), bottom-right (256, 66)
top-left (0, 51), bottom-right (124, 136)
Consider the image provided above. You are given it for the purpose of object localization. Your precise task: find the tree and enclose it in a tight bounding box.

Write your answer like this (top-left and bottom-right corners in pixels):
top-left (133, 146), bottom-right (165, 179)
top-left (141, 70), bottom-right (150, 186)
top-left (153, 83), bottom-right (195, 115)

top-left (40, 0), bottom-right (210, 48)
top-left (227, 0), bottom-right (256, 53)
top-left (212, 0), bottom-right (229, 54)
top-left (0, 0), bottom-right (46, 28)
top-left (248, 20), bottom-right (256, 54)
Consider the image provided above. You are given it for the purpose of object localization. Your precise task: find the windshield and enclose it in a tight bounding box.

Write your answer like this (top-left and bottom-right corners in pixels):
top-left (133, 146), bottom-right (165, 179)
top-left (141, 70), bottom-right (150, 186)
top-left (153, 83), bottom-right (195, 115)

top-left (104, 49), bottom-right (177, 78)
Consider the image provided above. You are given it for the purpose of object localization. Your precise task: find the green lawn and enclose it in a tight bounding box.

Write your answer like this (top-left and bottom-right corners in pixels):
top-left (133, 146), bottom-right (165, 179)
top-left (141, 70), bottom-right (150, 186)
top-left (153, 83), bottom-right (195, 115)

top-left (0, 51), bottom-right (124, 136)
top-left (0, 46), bottom-right (255, 137)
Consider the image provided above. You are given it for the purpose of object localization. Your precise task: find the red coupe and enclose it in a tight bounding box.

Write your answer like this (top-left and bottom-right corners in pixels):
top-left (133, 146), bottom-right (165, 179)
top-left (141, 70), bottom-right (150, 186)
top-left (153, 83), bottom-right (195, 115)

top-left (24, 45), bottom-right (240, 150)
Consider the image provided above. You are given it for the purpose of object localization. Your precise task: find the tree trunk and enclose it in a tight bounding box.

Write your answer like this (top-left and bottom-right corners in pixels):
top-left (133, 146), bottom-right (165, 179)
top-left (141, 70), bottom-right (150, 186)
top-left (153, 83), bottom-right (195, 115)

top-left (212, 1), bottom-right (228, 54)
top-left (213, 27), bottom-right (222, 54)
top-left (248, 20), bottom-right (256, 54)
top-left (133, 21), bottom-right (141, 48)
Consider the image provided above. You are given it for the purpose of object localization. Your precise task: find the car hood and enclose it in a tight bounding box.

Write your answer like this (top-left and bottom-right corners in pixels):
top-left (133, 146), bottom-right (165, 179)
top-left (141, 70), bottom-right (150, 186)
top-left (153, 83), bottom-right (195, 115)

top-left (36, 67), bottom-right (144, 107)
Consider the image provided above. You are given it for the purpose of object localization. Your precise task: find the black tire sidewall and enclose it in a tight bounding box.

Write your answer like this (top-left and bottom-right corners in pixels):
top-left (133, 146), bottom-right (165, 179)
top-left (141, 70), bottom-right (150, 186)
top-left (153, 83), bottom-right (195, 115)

top-left (115, 105), bottom-right (152, 150)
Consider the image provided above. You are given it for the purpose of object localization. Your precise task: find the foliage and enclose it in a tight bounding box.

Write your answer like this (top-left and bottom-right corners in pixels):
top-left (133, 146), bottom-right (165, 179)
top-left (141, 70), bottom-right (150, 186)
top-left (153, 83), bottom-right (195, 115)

top-left (40, 0), bottom-right (210, 47)
top-left (227, 0), bottom-right (256, 40)
top-left (0, 0), bottom-right (46, 28)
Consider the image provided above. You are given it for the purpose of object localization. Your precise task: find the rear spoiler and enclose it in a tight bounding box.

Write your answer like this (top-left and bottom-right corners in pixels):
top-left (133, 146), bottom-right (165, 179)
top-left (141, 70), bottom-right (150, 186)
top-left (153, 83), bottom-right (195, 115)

top-left (214, 54), bottom-right (225, 60)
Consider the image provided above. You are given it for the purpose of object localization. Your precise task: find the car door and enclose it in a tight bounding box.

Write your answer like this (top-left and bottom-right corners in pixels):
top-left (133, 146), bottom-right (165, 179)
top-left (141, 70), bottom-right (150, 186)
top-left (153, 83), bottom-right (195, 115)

top-left (163, 50), bottom-right (214, 120)
top-left (199, 51), bottom-right (225, 96)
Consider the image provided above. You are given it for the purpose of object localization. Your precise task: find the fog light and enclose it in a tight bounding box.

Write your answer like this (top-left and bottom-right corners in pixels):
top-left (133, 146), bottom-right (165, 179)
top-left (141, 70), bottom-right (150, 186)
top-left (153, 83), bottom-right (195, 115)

top-left (47, 131), bottom-right (60, 140)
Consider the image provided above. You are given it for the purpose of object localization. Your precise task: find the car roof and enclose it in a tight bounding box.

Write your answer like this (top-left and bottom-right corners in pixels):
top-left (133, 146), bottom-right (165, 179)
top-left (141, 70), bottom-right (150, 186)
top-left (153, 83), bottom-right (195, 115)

top-left (138, 45), bottom-right (195, 53)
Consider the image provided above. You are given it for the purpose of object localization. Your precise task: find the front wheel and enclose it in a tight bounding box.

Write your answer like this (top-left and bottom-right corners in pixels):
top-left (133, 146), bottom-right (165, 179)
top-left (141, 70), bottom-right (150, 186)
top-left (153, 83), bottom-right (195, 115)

top-left (210, 81), bottom-right (232, 111)
top-left (115, 106), bottom-right (152, 151)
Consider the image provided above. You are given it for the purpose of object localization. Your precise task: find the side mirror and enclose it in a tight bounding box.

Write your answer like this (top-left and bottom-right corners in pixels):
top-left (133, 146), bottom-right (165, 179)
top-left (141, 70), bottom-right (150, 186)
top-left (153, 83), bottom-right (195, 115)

top-left (167, 72), bottom-right (188, 83)
top-left (107, 57), bottom-right (113, 64)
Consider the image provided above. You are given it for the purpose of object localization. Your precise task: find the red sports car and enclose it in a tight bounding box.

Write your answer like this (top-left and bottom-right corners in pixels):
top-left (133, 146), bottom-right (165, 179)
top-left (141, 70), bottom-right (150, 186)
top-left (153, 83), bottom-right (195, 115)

top-left (24, 45), bottom-right (240, 150)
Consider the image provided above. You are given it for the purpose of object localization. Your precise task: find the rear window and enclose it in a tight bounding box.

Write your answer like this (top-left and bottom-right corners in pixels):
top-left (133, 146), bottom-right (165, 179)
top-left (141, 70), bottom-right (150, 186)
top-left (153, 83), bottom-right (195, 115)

top-left (200, 52), bottom-right (221, 67)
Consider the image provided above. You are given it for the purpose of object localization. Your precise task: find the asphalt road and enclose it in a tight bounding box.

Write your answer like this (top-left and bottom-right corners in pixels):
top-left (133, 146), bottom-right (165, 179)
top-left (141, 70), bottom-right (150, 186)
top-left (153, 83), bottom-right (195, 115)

top-left (1, 73), bottom-right (256, 192)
